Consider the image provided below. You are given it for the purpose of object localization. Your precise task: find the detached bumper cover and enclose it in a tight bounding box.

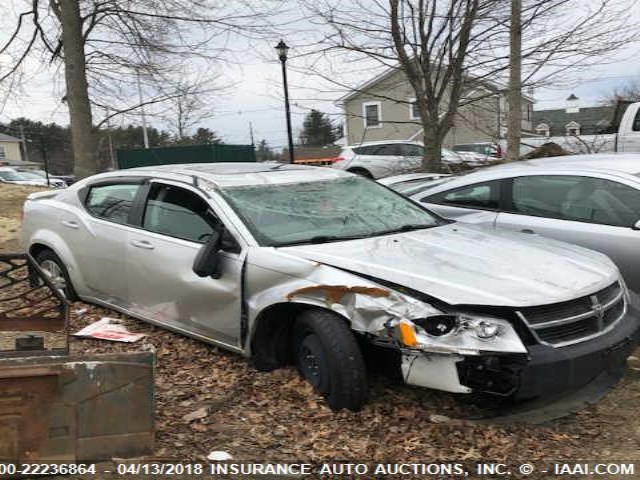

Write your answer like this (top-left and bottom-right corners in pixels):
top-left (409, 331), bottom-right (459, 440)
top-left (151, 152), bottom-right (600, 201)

top-left (457, 302), bottom-right (640, 400)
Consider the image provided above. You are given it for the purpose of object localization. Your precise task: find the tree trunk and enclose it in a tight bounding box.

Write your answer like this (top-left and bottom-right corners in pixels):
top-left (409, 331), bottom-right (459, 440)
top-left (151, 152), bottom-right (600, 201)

top-left (422, 128), bottom-right (443, 173)
top-left (57, 0), bottom-right (98, 179)
top-left (506, 0), bottom-right (522, 162)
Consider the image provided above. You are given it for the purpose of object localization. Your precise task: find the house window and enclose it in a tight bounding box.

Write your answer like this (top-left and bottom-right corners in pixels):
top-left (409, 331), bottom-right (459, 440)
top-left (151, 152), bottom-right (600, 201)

top-left (0, 146), bottom-right (5, 160)
top-left (363, 102), bottom-right (381, 128)
top-left (409, 98), bottom-right (420, 120)
top-left (566, 121), bottom-right (580, 136)
top-left (535, 123), bottom-right (550, 137)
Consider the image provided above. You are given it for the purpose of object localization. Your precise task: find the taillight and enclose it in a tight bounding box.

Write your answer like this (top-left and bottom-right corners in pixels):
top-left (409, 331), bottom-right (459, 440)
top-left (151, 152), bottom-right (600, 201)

top-left (496, 144), bottom-right (503, 158)
top-left (330, 156), bottom-right (345, 163)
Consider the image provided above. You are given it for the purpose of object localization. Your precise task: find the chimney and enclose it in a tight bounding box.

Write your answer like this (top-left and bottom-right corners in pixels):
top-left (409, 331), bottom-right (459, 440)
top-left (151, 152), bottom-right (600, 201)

top-left (566, 94), bottom-right (579, 114)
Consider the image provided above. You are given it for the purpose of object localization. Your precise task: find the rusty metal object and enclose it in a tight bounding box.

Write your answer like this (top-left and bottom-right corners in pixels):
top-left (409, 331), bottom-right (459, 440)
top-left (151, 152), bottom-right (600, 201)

top-left (0, 254), bottom-right (155, 468)
top-left (0, 353), bottom-right (154, 464)
top-left (0, 253), bottom-right (68, 357)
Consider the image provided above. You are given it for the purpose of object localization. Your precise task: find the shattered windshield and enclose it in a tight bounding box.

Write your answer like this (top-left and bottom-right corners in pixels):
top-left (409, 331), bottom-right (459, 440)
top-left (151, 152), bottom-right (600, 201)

top-left (221, 176), bottom-right (443, 246)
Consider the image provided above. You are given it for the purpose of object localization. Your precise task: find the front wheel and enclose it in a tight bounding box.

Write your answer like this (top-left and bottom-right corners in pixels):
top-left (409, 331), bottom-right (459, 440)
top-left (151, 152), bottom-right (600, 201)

top-left (293, 310), bottom-right (368, 411)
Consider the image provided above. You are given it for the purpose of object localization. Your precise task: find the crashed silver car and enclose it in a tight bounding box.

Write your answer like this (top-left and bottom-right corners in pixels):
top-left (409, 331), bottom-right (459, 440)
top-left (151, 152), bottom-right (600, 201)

top-left (21, 163), bottom-right (640, 411)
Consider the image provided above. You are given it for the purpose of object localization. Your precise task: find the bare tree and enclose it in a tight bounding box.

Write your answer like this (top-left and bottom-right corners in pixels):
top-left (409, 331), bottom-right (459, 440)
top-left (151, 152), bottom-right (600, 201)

top-left (1, 1), bottom-right (278, 178)
top-left (601, 79), bottom-right (640, 104)
top-left (158, 74), bottom-right (226, 141)
top-left (301, 0), bottom-right (637, 170)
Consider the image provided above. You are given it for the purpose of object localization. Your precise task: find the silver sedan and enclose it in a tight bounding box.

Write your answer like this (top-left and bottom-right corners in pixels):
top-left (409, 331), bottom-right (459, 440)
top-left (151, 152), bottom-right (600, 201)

top-left (412, 154), bottom-right (640, 292)
top-left (20, 163), bottom-right (640, 410)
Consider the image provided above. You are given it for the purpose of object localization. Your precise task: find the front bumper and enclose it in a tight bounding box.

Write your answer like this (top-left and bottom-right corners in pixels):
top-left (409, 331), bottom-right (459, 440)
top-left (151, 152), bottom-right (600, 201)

top-left (514, 301), bottom-right (640, 400)
top-left (403, 301), bottom-right (640, 400)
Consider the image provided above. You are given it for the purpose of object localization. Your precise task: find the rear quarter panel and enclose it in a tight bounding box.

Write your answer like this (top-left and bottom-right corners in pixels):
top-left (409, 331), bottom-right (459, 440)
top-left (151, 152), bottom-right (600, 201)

top-left (22, 194), bottom-right (91, 295)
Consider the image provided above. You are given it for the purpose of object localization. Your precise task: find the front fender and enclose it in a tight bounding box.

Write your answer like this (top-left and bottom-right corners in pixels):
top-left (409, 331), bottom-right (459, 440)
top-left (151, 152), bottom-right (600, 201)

top-left (244, 254), bottom-right (438, 348)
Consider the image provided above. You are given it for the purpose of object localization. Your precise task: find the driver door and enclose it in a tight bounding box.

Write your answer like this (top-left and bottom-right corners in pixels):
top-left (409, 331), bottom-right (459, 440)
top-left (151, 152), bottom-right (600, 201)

top-left (126, 181), bottom-right (245, 349)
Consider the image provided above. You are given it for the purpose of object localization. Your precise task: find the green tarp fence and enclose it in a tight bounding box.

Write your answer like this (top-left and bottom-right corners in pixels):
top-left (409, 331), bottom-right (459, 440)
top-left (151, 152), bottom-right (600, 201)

top-left (116, 144), bottom-right (256, 169)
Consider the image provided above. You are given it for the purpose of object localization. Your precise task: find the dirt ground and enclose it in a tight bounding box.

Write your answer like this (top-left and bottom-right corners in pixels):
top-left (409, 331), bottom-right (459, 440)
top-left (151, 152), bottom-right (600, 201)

top-left (2, 184), bottom-right (640, 479)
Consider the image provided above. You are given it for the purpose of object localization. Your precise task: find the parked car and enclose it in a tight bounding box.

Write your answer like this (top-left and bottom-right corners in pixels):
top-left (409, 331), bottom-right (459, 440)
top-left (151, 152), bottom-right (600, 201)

top-left (411, 153), bottom-right (640, 292)
top-left (454, 142), bottom-right (503, 159)
top-left (16, 170), bottom-right (67, 188)
top-left (378, 173), bottom-right (453, 196)
top-left (21, 163), bottom-right (639, 410)
top-left (0, 167), bottom-right (57, 187)
top-left (331, 141), bottom-right (482, 179)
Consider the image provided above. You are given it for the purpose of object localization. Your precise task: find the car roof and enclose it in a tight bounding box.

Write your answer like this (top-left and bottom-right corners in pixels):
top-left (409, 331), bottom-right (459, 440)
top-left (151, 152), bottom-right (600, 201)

top-left (410, 153), bottom-right (640, 198)
top-left (482, 154), bottom-right (640, 175)
top-left (94, 162), bottom-right (352, 188)
top-left (345, 140), bottom-right (421, 148)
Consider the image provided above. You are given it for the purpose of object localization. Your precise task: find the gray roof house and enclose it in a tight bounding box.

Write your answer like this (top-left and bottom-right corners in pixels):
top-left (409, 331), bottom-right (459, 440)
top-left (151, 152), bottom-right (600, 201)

top-left (337, 66), bottom-right (534, 147)
top-left (532, 94), bottom-right (619, 137)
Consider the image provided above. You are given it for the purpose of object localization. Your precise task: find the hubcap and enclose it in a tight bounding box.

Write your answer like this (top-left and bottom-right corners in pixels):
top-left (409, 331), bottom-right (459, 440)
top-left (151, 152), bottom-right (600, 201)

top-left (40, 259), bottom-right (67, 297)
top-left (301, 345), bottom-right (321, 379)
top-left (298, 334), bottom-right (328, 391)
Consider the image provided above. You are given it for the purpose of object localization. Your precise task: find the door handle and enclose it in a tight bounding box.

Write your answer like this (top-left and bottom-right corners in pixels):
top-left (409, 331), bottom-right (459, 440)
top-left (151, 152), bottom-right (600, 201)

top-left (521, 229), bottom-right (535, 234)
top-left (61, 220), bottom-right (79, 229)
top-left (130, 240), bottom-right (155, 250)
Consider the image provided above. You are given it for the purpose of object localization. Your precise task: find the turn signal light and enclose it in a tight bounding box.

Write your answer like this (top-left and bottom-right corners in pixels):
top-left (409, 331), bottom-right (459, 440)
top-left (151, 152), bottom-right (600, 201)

top-left (397, 322), bottom-right (418, 347)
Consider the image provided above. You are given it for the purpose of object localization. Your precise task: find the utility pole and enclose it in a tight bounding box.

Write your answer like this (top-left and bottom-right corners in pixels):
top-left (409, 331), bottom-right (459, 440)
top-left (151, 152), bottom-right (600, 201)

top-left (136, 70), bottom-right (150, 149)
top-left (249, 121), bottom-right (255, 146)
top-left (40, 136), bottom-right (51, 187)
top-left (19, 125), bottom-right (30, 163)
top-left (506, 0), bottom-right (522, 162)
top-left (106, 107), bottom-right (116, 169)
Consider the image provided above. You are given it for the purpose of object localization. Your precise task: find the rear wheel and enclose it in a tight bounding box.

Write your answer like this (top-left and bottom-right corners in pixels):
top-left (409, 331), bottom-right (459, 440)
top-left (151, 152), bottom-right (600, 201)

top-left (34, 249), bottom-right (78, 300)
top-left (293, 310), bottom-right (367, 411)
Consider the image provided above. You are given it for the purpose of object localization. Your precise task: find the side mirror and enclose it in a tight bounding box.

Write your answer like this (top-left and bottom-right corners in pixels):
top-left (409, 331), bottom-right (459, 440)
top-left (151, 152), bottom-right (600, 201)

top-left (193, 230), bottom-right (222, 278)
top-left (633, 220), bottom-right (640, 230)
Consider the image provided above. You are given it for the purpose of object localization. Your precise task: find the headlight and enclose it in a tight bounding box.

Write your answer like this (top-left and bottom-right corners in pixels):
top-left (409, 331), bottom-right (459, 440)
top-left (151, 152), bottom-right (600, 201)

top-left (473, 320), bottom-right (501, 339)
top-left (401, 313), bottom-right (527, 355)
top-left (413, 314), bottom-right (502, 339)
top-left (413, 314), bottom-right (458, 336)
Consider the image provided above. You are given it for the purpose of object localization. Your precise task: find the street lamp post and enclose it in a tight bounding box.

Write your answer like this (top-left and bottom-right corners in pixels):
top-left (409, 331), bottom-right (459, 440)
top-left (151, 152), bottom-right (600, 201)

top-left (275, 40), bottom-right (294, 164)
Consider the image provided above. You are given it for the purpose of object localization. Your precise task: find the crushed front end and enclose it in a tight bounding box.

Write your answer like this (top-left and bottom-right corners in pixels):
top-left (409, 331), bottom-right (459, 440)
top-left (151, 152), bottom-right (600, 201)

top-left (392, 279), bottom-right (640, 401)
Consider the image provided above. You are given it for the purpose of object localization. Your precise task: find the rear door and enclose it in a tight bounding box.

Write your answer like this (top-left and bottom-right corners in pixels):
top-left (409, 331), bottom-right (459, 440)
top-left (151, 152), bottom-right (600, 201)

top-left (352, 144), bottom-right (405, 178)
top-left (397, 143), bottom-right (424, 173)
top-left (418, 179), bottom-right (502, 225)
top-left (496, 174), bottom-right (640, 290)
top-left (125, 180), bottom-right (245, 349)
top-left (68, 179), bottom-right (145, 304)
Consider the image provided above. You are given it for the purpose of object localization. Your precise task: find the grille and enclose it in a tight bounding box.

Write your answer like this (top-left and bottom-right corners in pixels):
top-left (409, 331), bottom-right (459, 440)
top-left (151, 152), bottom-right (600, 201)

top-left (517, 282), bottom-right (625, 347)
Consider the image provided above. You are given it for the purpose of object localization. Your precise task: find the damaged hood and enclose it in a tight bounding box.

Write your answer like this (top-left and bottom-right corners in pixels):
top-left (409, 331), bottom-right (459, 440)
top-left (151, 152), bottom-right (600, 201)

top-left (280, 224), bottom-right (618, 307)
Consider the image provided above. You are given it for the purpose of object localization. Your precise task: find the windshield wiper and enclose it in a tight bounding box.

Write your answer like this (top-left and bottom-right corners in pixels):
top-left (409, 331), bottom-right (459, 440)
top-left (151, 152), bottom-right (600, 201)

top-left (273, 233), bottom-right (374, 247)
top-left (375, 223), bottom-right (438, 236)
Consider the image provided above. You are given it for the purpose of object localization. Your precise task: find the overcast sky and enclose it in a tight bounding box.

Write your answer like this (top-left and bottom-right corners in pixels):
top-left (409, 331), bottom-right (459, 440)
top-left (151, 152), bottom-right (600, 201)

top-left (1, 1), bottom-right (639, 150)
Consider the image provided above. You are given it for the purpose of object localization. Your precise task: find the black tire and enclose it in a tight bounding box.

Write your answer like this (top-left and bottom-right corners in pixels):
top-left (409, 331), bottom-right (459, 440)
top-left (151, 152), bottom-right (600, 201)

top-left (293, 310), bottom-right (368, 411)
top-left (34, 249), bottom-right (78, 301)
top-left (347, 168), bottom-right (373, 179)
